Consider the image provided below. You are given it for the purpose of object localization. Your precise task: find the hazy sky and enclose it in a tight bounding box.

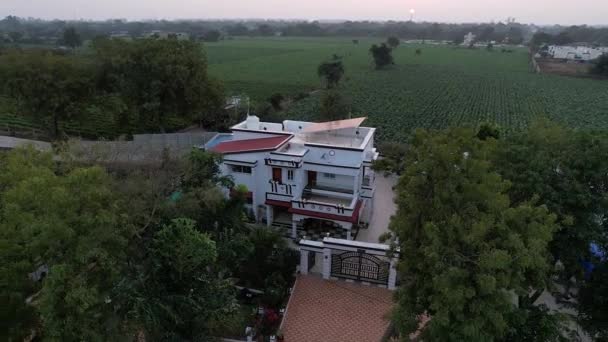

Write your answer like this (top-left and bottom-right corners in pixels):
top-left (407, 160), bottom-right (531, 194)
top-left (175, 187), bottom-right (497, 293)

top-left (1, 0), bottom-right (606, 25)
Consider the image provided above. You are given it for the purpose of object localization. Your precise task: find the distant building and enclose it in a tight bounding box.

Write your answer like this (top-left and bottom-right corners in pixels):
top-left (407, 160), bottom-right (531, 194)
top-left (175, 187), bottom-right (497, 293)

top-left (142, 31), bottom-right (189, 40)
top-left (109, 31), bottom-right (132, 40)
top-left (463, 32), bottom-right (476, 46)
top-left (547, 45), bottom-right (607, 62)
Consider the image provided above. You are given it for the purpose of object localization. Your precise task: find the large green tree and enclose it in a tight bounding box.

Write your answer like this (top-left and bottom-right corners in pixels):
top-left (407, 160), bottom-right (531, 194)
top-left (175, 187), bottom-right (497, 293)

top-left (317, 55), bottom-right (345, 89)
top-left (369, 43), bottom-right (394, 69)
top-left (387, 36), bottom-right (400, 48)
top-left (0, 50), bottom-right (95, 139)
top-left (389, 128), bottom-right (560, 341)
top-left (93, 38), bottom-right (225, 132)
top-left (590, 54), bottom-right (608, 77)
top-left (493, 120), bottom-right (608, 286)
top-left (319, 90), bottom-right (351, 121)
top-left (117, 218), bottom-right (237, 340)
top-left (0, 147), bottom-right (131, 341)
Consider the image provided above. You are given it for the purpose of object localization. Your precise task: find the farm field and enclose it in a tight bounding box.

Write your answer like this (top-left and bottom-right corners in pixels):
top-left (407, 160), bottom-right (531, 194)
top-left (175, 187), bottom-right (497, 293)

top-left (207, 37), bottom-right (608, 142)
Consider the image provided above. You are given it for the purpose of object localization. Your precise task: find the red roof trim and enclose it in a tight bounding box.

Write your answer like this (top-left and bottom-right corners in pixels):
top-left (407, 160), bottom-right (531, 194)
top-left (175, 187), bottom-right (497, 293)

top-left (289, 200), bottom-right (363, 224)
top-left (211, 135), bottom-right (293, 154)
top-left (265, 199), bottom-right (292, 208)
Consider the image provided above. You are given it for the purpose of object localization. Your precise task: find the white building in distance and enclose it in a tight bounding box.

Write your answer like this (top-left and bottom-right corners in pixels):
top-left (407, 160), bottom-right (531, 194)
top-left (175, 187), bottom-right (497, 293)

top-left (463, 32), bottom-right (476, 46)
top-left (547, 45), bottom-right (608, 61)
top-left (204, 116), bottom-right (379, 241)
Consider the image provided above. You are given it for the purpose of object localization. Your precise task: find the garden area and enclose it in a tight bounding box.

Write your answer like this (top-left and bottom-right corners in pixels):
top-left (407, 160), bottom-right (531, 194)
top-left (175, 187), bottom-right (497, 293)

top-left (224, 228), bottom-right (299, 341)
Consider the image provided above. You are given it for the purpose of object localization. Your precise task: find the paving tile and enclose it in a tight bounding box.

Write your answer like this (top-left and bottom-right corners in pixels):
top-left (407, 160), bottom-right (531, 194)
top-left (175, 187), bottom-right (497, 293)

top-left (281, 275), bottom-right (394, 342)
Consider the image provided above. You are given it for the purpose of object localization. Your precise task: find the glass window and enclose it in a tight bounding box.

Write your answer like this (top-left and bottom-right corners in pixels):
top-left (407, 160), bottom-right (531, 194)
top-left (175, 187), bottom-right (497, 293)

top-left (323, 173), bottom-right (336, 179)
top-left (231, 165), bottom-right (252, 174)
top-left (287, 170), bottom-right (294, 181)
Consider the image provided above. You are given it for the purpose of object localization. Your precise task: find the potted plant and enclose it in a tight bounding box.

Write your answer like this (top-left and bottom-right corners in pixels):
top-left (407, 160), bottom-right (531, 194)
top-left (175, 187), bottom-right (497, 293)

top-left (276, 330), bottom-right (285, 342)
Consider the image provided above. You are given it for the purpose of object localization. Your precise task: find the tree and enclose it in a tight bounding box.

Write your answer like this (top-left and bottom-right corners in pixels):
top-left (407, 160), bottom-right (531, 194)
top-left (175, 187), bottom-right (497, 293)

top-left (389, 128), bottom-right (560, 340)
top-left (531, 32), bottom-right (553, 49)
top-left (93, 38), bottom-right (225, 132)
top-left (0, 50), bottom-right (95, 139)
top-left (476, 122), bottom-right (500, 140)
top-left (202, 30), bottom-right (221, 42)
top-left (590, 54), bottom-right (608, 77)
top-left (319, 90), bottom-right (351, 121)
top-left (62, 27), bottom-right (82, 49)
top-left (0, 147), bottom-right (131, 341)
top-left (493, 120), bottom-right (608, 291)
top-left (117, 218), bottom-right (238, 340)
top-left (317, 56), bottom-right (345, 89)
top-left (372, 142), bottom-right (408, 176)
top-left (369, 43), bottom-right (394, 69)
top-left (268, 93), bottom-right (285, 111)
top-left (387, 36), bottom-right (400, 48)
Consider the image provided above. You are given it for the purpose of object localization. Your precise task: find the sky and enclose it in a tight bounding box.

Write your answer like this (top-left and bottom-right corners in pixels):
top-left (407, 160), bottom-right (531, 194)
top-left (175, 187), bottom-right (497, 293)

top-left (1, 0), bottom-right (607, 26)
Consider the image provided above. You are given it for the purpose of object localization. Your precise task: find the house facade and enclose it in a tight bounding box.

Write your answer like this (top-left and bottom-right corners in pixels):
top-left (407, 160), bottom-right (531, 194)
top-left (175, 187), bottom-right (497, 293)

top-left (204, 116), bottom-right (379, 241)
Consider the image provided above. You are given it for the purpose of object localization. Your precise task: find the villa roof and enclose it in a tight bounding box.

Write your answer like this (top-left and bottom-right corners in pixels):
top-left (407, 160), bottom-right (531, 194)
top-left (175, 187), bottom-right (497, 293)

top-left (301, 117), bottom-right (367, 133)
top-left (210, 135), bottom-right (292, 154)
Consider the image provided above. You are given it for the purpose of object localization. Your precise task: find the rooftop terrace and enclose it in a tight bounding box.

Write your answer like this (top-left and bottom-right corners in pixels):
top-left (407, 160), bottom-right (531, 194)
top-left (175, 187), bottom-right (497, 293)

top-left (231, 116), bottom-right (374, 150)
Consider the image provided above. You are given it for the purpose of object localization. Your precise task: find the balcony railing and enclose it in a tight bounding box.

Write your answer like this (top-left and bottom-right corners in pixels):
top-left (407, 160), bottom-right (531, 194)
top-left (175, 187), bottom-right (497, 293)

top-left (291, 195), bottom-right (358, 217)
top-left (305, 184), bottom-right (354, 195)
top-left (267, 180), bottom-right (297, 201)
top-left (264, 158), bottom-right (302, 168)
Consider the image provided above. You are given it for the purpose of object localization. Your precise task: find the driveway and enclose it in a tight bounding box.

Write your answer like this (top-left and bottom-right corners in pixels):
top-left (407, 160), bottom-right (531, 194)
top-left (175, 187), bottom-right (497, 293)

top-left (357, 174), bottom-right (398, 243)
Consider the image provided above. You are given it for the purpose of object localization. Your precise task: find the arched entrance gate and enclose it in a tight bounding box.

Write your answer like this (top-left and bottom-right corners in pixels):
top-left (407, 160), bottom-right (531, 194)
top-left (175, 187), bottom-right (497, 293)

top-left (299, 237), bottom-right (399, 290)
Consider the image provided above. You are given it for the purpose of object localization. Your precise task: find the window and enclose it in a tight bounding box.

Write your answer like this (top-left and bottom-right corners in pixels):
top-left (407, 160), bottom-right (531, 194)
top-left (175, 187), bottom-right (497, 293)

top-left (287, 170), bottom-right (294, 181)
top-left (231, 165), bottom-right (252, 174)
top-left (323, 173), bottom-right (336, 179)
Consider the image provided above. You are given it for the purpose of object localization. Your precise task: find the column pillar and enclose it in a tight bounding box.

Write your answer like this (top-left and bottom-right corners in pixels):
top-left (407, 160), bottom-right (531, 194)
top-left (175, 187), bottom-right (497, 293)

top-left (322, 248), bottom-right (332, 280)
top-left (346, 228), bottom-right (352, 241)
top-left (388, 257), bottom-right (398, 290)
top-left (300, 249), bottom-right (310, 275)
top-left (292, 220), bottom-right (298, 239)
top-left (266, 205), bottom-right (272, 227)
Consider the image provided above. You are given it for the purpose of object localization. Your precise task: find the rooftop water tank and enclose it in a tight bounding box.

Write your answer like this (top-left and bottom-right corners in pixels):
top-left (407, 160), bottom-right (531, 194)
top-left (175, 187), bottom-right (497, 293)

top-left (246, 115), bottom-right (260, 130)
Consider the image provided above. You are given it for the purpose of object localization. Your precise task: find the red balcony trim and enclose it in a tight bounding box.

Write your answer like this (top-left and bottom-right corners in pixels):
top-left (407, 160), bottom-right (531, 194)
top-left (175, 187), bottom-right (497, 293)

top-left (265, 199), bottom-right (292, 208)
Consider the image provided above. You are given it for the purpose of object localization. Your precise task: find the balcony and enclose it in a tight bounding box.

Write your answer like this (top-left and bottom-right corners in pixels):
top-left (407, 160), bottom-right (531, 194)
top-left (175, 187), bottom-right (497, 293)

top-left (266, 180), bottom-right (298, 203)
top-left (264, 157), bottom-right (302, 168)
top-left (305, 183), bottom-right (354, 195)
top-left (291, 191), bottom-right (361, 223)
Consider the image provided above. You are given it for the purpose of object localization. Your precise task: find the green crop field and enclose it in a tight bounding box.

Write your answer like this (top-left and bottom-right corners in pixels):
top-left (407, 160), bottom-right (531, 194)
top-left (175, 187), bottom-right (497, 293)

top-left (207, 37), bottom-right (608, 142)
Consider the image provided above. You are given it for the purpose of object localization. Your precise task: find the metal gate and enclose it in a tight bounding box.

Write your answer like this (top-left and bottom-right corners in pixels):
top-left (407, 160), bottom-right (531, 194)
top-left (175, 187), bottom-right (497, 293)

top-left (331, 249), bottom-right (389, 285)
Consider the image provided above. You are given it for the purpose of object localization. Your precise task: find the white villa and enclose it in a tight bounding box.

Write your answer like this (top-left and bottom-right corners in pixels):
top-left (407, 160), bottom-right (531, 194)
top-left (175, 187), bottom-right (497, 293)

top-left (204, 115), bottom-right (379, 241)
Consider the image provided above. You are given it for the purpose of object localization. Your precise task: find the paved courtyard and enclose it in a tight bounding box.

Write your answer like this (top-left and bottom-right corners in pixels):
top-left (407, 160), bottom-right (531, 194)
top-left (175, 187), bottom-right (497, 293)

top-left (357, 174), bottom-right (398, 243)
top-left (280, 275), bottom-right (393, 342)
